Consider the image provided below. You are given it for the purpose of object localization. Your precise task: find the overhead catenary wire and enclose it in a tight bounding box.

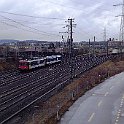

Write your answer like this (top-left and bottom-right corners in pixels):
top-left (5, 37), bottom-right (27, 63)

top-left (0, 21), bottom-right (46, 36)
top-left (0, 3), bottom-right (116, 41)
top-left (0, 15), bottom-right (60, 37)
top-left (0, 11), bottom-right (66, 20)
top-left (0, 19), bottom-right (66, 26)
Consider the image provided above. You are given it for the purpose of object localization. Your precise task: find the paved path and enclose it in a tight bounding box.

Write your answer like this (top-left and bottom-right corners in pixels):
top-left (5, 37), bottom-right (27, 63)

top-left (59, 72), bottom-right (124, 124)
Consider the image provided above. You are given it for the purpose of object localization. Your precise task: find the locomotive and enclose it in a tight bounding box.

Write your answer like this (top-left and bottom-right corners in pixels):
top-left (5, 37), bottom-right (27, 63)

top-left (18, 55), bottom-right (62, 71)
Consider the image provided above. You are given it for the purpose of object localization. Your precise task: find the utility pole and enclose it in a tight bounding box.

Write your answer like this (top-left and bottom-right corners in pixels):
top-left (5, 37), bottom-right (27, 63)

top-left (59, 32), bottom-right (68, 55)
top-left (58, 35), bottom-right (64, 55)
top-left (114, 0), bottom-right (124, 57)
top-left (119, 0), bottom-right (124, 42)
top-left (93, 36), bottom-right (96, 57)
top-left (103, 27), bottom-right (108, 56)
top-left (60, 18), bottom-right (76, 80)
top-left (89, 39), bottom-right (91, 59)
top-left (68, 18), bottom-right (74, 79)
top-left (68, 19), bottom-right (73, 57)
top-left (61, 35), bottom-right (64, 55)
top-left (107, 38), bottom-right (110, 56)
top-left (65, 18), bottom-right (76, 79)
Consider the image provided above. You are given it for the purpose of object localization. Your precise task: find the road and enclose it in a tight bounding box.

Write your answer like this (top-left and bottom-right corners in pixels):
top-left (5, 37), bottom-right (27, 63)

top-left (59, 72), bottom-right (124, 124)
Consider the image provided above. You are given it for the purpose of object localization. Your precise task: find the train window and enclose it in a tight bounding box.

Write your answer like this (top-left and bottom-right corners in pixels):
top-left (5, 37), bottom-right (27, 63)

top-left (40, 60), bottom-right (44, 64)
top-left (19, 62), bottom-right (28, 66)
top-left (47, 58), bottom-right (52, 62)
top-left (31, 61), bottom-right (38, 66)
top-left (53, 56), bottom-right (57, 60)
top-left (52, 57), bottom-right (55, 61)
top-left (58, 56), bottom-right (61, 60)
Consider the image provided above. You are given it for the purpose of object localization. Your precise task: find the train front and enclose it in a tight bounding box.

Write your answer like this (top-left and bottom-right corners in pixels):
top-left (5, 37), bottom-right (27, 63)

top-left (18, 60), bottom-right (29, 71)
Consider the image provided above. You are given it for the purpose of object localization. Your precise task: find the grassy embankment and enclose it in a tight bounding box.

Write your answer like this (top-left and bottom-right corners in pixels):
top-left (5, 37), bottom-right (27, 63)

top-left (23, 59), bottom-right (124, 124)
top-left (0, 61), bottom-right (16, 71)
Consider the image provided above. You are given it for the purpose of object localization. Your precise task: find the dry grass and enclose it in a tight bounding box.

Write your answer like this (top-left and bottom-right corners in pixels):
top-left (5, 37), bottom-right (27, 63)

top-left (26, 60), bottom-right (124, 124)
top-left (0, 62), bottom-right (16, 71)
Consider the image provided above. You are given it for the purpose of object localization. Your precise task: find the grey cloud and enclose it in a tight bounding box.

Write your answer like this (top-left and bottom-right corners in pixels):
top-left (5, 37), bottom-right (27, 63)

top-left (0, 0), bottom-right (123, 41)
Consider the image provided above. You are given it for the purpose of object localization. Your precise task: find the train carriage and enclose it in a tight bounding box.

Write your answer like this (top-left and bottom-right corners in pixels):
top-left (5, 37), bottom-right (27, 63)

top-left (19, 58), bottom-right (46, 70)
top-left (18, 60), bottom-right (29, 70)
top-left (18, 55), bottom-right (62, 71)
top-left (46, 55), bottom-right (61, 64)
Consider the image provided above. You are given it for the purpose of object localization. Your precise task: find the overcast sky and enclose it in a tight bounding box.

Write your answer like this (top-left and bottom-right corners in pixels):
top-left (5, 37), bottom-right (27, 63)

top-left (0, 0), bottom-right (122, 42)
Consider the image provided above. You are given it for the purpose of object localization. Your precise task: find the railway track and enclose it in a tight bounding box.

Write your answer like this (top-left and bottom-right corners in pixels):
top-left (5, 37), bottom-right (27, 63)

top-left (0, 64), bottom-right (61, 94)
top-left (0, 61), bottom-right (70, 123)
top-left (0, 66), bottom-right (68, 105)
top-left (0, 54), bottom-right (120, 123)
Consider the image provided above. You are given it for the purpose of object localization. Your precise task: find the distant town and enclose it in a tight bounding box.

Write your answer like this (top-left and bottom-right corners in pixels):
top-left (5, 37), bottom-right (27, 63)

top-left (0, 39), bottom-right (123, 62)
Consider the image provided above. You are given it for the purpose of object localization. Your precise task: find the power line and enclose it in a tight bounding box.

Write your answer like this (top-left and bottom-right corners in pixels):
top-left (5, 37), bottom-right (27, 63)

top-left (0, 18), bottom-right (66, 26)
top-left (0, 21), bottom-right (46, 35)
top-left (0, 11), bottom-right (66, 20)
top-left (0, 15), bottom-right (60, 37)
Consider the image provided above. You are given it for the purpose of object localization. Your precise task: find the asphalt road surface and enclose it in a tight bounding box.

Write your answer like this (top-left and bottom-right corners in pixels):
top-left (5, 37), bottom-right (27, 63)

top-left (59, 72), bottom-right (124, 124)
